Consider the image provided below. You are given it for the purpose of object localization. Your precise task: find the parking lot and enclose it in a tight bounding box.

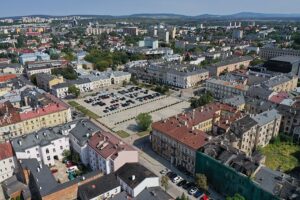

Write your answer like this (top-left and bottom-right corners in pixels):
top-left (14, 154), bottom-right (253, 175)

top-left (75, 85), bottom-right (191, 133)
top-left (78, 86), bottom-right (162, 116)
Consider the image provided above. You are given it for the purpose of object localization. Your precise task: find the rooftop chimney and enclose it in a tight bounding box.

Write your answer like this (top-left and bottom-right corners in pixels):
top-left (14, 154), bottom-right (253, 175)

top-left (131, 175), bottom-right (136, 181)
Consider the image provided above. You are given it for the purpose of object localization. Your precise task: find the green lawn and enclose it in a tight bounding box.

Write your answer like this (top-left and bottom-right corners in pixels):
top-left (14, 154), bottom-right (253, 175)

top-left (137, 130), bottom-right (150, 137)
top-left (116, 130), bottom-right (130, 138)
top-left (68, 101), bottom-right (100, 119)
top-left (261, 142), bottom-right (300, 172)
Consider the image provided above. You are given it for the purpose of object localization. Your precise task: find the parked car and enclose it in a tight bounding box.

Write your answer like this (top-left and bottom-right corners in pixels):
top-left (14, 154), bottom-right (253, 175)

top-left (194, 190), bottom-right (204, 198)
top-left (166, 172), bottom-right (177, 179)
top-left (66, 166), bottom-right (78, 173)
top-left (172, 176), bottom-right (183, 184)
top-left (188, 187), bottom-right (198, 195)
top-left (177, 180), bottom-right (187, 187)
top-left (160, 168), bottom-right (169, 175)
top-left (183, 182), bottom-right (195, 190)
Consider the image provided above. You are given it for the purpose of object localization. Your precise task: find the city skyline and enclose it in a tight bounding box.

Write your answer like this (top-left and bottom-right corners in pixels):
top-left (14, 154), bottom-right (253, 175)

top-left (1, 0), bottom-right (300, 18)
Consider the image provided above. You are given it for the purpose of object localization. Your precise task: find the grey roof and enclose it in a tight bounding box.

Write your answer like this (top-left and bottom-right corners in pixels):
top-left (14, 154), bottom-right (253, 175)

top-left (11, 129), bottom-right (66, 153)
top-left (20, 159), bottom-right (103, 197)
top-left (222, 95), bottom-right (245, 107)
top-left (116, 163), bottom-right (157, 189)
top-left (20, 159), bottom-right (58, 197)
top-left (231, 115), bottom-right (258, 136)
top-left (270, 56), bottom-right (300, 64)
top-left (110, 187), bottom-right (173, 200)
top-left (252, 109), bottom-right (281, 126)
top-left (254, 166), bottom-right (300, 199)
top-left (53, 118), bottom-right (101, 146)
top-left (211, 56), bottom-right (253, 68)
top-left (0, 63), bottom-right (22, 69)
top-left (79, 173), bottom-right (120, 200)
top-left (2, 175), bottom-right (30, 198)
top-left (262, 75), bottom-right (293, 89)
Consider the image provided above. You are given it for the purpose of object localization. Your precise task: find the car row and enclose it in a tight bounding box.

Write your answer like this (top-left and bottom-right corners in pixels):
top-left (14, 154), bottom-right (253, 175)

top-left (162, 169), bottom-right (209, 199)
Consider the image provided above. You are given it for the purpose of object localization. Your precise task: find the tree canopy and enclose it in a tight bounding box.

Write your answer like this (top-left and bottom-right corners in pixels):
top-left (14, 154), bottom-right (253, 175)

top-left (136, 113), bottom-right (152, 131)
top-left (195, 173), bottom-right (208, 191)
top-left (190, 92), bottom-right (213, 108)
top-left (52, 67), bottom-right (78, 80)
top-left (226, 193), bottom-right (246, 200)
top-left (68, 85), bottom-right (80, 97)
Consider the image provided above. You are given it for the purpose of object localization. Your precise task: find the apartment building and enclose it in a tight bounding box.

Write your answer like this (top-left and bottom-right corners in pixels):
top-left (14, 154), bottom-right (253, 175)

top-left (86, 26), bottom-right (114, 35)
top-left (0, 90), bottom-right (72, 141)
top-left (260, 47), bottom-right (300, 60)
top-left (206, 78), bottom-right (249, 99)
top-left (151, 103), bottom-right (240, 174)
top-left (36, 73), bottom-right (64, 92)
top-left (11, 128), bottom-right (70, 166)
top-left (88, 131), bottom-right (138, 174)
top-left (261, 74), bottom-right (298, 93)
top-left (0, 142), bottom-right (17, 182)
top-left (209, 56), bottom-right (253, 76)
top-left (230, 109), bottom-right (281, 155)
top-left (133, 63), bottom-right (209, 88)
top-left (123, 27), bottom-right (139, 36)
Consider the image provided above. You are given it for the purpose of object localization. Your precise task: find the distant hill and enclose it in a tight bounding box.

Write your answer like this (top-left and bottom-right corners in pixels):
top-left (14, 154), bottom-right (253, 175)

top-left (2, 12), bottom-right (300, 20)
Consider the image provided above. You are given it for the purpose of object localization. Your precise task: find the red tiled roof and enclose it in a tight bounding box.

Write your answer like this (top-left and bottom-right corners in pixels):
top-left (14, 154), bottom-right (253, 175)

top-left (0, 74), bottom-right (17, 83)
top-left (0, 142), bottom-right (14, 160)
top-left (0, 102), bottom-right (21, 126)
top-left (88, 131), bottom-right (134, 159)
top-left (269, 92), bottom-right (289, 104)
top-left (152, 103), bottom-right (238, 150)
top-left (20, 94), bottom-right (69, 121)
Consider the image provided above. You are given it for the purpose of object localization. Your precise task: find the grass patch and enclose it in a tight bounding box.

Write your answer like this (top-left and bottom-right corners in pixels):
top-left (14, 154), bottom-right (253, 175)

top-left (116, 130), bottom-right (130, 138)
top-left (68, 101), bottom-right (100, 119)
top-left (137, 130), bottom-right (150, 137)
top-left (261, 142), bottom-right (300, 172)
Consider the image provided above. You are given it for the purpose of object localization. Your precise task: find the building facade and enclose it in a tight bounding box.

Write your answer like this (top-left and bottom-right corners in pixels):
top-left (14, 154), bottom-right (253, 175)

top-left (88, 132), bottom-right (138, 174)
top-left (0, 142), bottom-right (17, 182)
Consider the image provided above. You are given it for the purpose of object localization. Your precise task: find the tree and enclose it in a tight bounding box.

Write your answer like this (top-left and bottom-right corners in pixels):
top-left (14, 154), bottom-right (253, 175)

top-left (136, 113), bottom-right (152, 131)
top-left (30, 74), bottom-right (37, 86)
top-left (62, 150), bottom-right (71, 161)
top-left (52, 67), bottom-right (78, 80)
top-left (130, 76), bottom-right (138, 85)
top-left (176, 193), bottom-right (190, 200)
top-left (226, 193), bottom-right (246, 200)
top-left (190, 92), bottom-right (213, 108)
top-left (161, 175), bottom-right (169, 191)
top-left (195, 173), bottom-right (208, 191)
top-left (68, 85), bottom-right (80, 97)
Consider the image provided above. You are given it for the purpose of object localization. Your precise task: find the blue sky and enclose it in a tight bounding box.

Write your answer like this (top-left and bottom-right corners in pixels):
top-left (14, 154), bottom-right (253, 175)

top-left (1, 0), bottom-right (300, 17)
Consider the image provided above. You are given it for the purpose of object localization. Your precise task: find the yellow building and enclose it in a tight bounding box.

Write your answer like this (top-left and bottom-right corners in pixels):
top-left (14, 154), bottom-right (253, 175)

top-left (0, 94), bottom-right (72, 142)
top-left (36, 73), bottom-right (64, 92)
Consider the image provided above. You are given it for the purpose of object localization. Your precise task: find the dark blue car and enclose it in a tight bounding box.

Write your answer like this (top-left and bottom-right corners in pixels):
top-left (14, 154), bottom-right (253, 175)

top-left (194, 190), bottom-right (204, 198)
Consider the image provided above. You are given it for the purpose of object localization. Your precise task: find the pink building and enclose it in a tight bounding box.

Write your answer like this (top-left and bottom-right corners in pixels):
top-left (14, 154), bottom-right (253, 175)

top-left (88, 131), bottom-right (138, 174)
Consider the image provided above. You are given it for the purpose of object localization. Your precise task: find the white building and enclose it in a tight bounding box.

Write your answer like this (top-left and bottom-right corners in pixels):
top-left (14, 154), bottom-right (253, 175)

top-left (116, 163), bottom-right (159, 197)
top-left (0, 142), bottom-right (17, 182)
top-left (64, 119), bottom-right (101, 166)
top-left (88, 131), bottom-right (138, 174)
top-left (11, 129), bottom-right (69, 166)
top-left (139, 37), bottom-right (159, 49)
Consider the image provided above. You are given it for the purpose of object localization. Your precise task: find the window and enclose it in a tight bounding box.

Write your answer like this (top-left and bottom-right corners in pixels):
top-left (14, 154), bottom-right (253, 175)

top-left (46, 149), bottom-right (49, 154)
top-left (47, 156), bottom-right (50, 160)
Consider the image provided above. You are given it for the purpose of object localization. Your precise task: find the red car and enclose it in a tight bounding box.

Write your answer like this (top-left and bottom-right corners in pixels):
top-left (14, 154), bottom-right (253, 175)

top-left (66, 161), bottom-right (73, 168)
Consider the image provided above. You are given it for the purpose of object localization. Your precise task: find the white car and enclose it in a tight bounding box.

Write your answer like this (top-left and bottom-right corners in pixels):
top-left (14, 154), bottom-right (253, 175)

top-left (188, 187), bottom-right (198, 195)
top-left (172, 176), bottom-right (183, 183)
top-left (66, 166), bottom-right (78, 173)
